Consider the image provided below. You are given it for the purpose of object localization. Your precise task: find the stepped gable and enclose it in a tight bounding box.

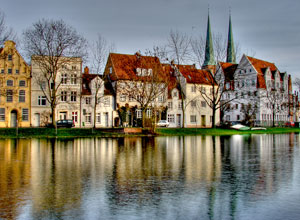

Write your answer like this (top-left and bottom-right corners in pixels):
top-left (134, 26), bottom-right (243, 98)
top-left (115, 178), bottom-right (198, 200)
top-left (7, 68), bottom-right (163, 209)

top-left (109, 52), bottom-right (163, 81)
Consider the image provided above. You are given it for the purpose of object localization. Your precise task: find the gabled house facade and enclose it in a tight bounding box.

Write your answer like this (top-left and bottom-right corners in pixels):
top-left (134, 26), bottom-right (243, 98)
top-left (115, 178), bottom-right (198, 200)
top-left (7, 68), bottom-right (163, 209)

top-left (0, 41), bottom-right (31, 128)
top-left (220, 54), bottom-right (292, 126)
top-left (81, 67), bottom-right (114, 128)
top-left (31, 56), bottom-right (82, 127)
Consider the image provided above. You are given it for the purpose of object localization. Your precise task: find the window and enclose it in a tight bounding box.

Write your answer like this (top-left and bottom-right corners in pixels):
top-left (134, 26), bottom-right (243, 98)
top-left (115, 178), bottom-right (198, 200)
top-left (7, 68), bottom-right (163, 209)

top-left (70, 91), bottom-right (77, 102)
top-left (19, 90), bottom-right (25, 102)
top-left (61, 73), bottom-right (68, 84)
top-left (0, 108), bottom-right (5, 121)
top-left (38, 96), bottom-right (47, 106)
top-left (158, 95), bottom-right (164, 103)
top-left (168, 114), bottom-right (175, 123)
top-left (19, 80), bottom-right (26, 87)
top-left (22, 108), bottom-right (29, 121)
top-left (168, 101), bottom-right (173, 110)
top-left (40, 81), bottom-right (46, 90)
top-left (61, 91), bottom-right (67, 102)
top-left (136, 109), bottom-right (142, 119)
top-left (72, 66), bottom-right (76, 70)
top-left (178, 102), bottom-right (182, 109)
top-left (136, 68), bottom-right (141, 76)
top-left (200, 87), bottom-right (206, 94)
top-left (104, 97), bottom-right (110, 107)
top-left (190, 115), bottom-right (197, 123)
top-left (201, 101), bottom-right (206, 108)
top-left (8, 54), bottom-right (12, 61)
top-left (237, 115), bottom-right (240, 120)
top-left (129, 95), bottom-right (134, 102)
top-left (96, 113), bottom-right (101, 123)
top-left (173, 91), bottom-right (178, 97)
top-left (85, 113), bottom-right (91, 123)
top-left (6, 90), bottom-right (13, 102)
top-left (120, 94), bottom-right (126, 102)
top-left (191, 100), bottom-right (197, 107)
top-left (146, 109), bottom-right (152, 118)
top-left (86, 97), bottom-right (91, 104)
top-left (148, 69), bottom-right (153, 76)
top-left (249, 69), bottom-right (252, 72)
top-left (191, 85), bottom-right (196, 93)
top-left (15, 69), bottom-right (19, 74)
top-left (7, 80), bottom-right (13, 86)
top-left (71, 74), bottom-right (77, 84)
top-left (1, 69), bottom-right (4, 74)
top-left (8, 69), bottom-right (12, 74)
top-left (72, 112), bottom-right (78, 123)
top-left (236, 104), bottom-right (239, 109)
top-left (109, 67), bottom-right (112, 74)
top-left (252, 80), bottom-right (255, 86)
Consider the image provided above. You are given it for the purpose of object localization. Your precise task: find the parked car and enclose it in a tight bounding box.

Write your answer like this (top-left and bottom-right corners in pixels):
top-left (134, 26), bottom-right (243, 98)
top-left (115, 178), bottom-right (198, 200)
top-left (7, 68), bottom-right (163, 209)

top-left (157, 120), bottom-right (169, 127)
top-left (56, 120), bottom-right (75, 128)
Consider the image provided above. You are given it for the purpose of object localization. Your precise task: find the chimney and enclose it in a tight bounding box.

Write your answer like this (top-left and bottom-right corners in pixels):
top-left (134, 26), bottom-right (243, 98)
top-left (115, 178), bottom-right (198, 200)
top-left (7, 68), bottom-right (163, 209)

top-left (84, 66), bottom-right (89, 74)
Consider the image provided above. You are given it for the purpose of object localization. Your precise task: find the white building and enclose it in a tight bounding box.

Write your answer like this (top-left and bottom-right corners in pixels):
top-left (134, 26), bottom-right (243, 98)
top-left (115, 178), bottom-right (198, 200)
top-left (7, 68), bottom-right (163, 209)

top-left (219, 55), bottom-right (293, 126)
top-left (31, 56), bottom-right (82, 127)
top-left (81, 67), bottom-right (115, 128)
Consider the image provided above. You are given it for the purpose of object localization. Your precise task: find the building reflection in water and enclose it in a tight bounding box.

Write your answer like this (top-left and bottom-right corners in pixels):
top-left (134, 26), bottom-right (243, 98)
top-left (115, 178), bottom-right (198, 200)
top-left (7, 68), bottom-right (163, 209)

top-left (0, 133), bottom-right (298, 219)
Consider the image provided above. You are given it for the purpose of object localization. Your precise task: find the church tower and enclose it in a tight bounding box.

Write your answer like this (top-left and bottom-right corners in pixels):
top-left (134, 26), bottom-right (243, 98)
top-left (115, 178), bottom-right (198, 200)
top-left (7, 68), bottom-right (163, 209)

top-left (202, 12), bottom-right (216, 71)
top-left (226, 13), bottom-right (236, 63)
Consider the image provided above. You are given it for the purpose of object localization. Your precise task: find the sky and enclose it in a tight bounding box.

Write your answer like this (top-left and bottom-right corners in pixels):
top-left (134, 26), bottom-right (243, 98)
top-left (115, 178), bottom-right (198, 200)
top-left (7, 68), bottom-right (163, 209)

top-left (2, 0), bottom-right (300, 78)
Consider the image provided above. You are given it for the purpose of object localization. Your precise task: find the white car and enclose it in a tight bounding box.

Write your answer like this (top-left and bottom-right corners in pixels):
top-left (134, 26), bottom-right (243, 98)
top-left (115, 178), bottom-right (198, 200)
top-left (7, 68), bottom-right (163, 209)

top-left (157, 120), bottom-right (169, 127)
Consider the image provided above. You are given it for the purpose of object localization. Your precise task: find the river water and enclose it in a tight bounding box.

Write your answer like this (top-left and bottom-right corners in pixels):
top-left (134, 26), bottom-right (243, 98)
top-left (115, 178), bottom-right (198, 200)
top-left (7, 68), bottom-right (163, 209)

top-left (0, 134), bottom-right (300, 220)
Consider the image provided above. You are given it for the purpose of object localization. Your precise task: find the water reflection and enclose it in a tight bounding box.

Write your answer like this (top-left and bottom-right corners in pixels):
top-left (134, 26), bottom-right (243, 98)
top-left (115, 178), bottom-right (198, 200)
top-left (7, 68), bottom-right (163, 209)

top-left (0, 134), bottom-right (299, 219)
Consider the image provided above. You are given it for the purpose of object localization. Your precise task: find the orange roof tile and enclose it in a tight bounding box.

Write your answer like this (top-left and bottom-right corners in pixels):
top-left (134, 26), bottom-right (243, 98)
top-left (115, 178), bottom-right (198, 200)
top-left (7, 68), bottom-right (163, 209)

top-left (109, 53), bottom-right (164, 81)
top-left (247, 56), bottom-right (280, 89)
top-left (177, 65), bottom-right (214, 85)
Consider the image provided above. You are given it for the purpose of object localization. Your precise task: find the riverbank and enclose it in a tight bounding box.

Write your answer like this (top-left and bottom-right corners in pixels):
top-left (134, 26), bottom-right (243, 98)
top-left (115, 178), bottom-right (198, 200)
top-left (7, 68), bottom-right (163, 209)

top-left (0, 127), bottom-right (300, 138)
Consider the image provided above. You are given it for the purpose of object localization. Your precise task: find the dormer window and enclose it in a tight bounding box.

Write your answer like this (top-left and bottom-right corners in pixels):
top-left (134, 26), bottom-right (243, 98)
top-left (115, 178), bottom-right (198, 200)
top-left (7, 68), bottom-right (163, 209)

top-left (136, 68), bottom-right (141, 76)
top-left (109, 67), bottom-right (112, 74)
top-left (8, 55), bottom-right (12, 61)
top-left (173, 91), bottom-right (178, 97)
top-left (249, 69), bottom-right (252, 73)
top-left (148, 69), bottom-right (153, 76)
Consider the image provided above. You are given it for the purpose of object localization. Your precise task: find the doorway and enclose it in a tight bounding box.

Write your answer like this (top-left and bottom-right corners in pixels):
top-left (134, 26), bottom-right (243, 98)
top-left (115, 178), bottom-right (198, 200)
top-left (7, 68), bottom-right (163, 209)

top-left (34, 113), bottom-right (40, 127)
top-left (10, 110), bottom-right (17, 127)
top-left (176, 114), bottom-right (181, 127)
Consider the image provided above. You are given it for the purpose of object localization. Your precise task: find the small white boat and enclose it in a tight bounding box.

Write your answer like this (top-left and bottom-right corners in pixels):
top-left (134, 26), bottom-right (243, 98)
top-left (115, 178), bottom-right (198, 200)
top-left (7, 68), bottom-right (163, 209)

top-left (251, 127), bottom-right (267, 130)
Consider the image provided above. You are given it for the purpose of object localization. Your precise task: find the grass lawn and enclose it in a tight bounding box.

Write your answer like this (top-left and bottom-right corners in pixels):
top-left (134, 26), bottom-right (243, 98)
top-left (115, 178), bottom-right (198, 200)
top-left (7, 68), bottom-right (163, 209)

top-left (0, 127), bottom-right (299, 138)
top-left (155, 127), bottom-right (300, 136)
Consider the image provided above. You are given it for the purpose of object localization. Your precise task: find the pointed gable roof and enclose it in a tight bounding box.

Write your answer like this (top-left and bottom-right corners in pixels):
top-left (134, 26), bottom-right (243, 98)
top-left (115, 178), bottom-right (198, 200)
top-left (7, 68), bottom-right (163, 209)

top-left (219, 62), bottom-right (238, 81)
top-left (246, 56), bottom-right (279, 89)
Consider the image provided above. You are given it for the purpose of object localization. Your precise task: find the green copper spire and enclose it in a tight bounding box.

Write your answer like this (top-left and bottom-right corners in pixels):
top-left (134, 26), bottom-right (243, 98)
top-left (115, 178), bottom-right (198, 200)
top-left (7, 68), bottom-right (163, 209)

top-left (226, 14), bottom-right (236, 63)
top-left (203, 12), bottom-right (216, 67)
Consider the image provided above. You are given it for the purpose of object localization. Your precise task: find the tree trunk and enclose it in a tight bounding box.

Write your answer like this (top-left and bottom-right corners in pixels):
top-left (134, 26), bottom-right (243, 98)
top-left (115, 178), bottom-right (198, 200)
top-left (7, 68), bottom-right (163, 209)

top-left (93, 97), bottom-right (97, 128)
top-left (51, 106), bottom-right (56, 128)
top-left (181, 97), bottom-right (185, 128)
top-left (212, 105), bottom-right (216, 128)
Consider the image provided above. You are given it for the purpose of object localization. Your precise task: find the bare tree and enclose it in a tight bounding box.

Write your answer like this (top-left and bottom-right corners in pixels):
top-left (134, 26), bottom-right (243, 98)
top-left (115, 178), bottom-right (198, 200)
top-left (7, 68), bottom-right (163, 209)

top-left (23, 19), bottom-right (87, 127)
top-left (293, 77), bottom-right (300, 92)
top-left (90, 34), bottom-right (115, 74)
top-left (266, 89), bottom-right (288, 127)
top-left (117, 58), bottom-right (168, 128)
top-left (167, 29), bottom-right (191, 65)
top-left (0, 10), bottom-right (16, 46)
top-left (92, 76), bottom-right (105, 128)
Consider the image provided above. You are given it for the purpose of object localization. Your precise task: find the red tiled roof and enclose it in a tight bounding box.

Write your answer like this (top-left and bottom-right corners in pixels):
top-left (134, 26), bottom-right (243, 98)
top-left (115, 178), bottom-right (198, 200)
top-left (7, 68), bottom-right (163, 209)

top-left (177, 65), bottom-right (213, 85)
top-left (219, 62), bottom-right (238, 81)
top-left (246, 56), bottom-right (279, 89)
top-left (109, 53), bottom-right (164, 81)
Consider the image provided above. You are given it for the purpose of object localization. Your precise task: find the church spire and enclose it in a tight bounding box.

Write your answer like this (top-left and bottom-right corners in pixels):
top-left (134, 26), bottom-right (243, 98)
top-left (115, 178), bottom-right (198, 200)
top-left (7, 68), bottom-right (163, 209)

top-left (226, 13), bottom-right (236, 63)
top-left (202, 11), bottom-right (216, 68)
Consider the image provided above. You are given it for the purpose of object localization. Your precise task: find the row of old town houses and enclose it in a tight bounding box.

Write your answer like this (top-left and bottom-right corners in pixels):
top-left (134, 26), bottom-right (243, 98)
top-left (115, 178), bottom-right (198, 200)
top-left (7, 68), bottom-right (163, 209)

top-left (0, 15), bottom-right (299, 128)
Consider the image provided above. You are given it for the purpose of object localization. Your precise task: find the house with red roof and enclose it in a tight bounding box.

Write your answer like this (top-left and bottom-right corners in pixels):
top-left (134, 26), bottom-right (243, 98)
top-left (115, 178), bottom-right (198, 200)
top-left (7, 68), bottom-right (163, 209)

top-left (80, 67), bottom-right (114, 128)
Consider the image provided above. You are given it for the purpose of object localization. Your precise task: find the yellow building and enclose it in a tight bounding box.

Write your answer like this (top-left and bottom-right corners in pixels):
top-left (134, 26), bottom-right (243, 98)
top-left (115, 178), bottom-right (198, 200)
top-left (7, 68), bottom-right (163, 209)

top-left (0, 41), bottom-right (31, 127)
